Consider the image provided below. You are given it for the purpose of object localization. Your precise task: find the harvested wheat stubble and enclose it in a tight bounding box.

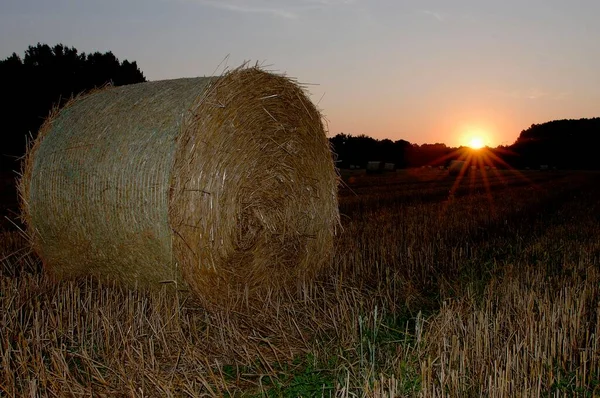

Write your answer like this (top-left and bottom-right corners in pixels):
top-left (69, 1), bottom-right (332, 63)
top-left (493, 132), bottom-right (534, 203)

top-left (19, 67), bottom-right (339, 299)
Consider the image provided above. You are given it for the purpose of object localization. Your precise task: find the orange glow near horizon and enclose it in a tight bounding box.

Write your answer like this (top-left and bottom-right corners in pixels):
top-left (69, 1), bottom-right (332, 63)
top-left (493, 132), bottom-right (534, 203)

top-left (329, 110), bottom-right (519, 148)
top-left (468, 137), bottom-right (484, 149)
top-left (457, 123), bottom-right (495, 149)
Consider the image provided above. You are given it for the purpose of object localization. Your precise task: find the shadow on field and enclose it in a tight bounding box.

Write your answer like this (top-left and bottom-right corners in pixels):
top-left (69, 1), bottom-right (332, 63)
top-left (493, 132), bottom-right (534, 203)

top-left (0, 171), bottom-right (21, 231)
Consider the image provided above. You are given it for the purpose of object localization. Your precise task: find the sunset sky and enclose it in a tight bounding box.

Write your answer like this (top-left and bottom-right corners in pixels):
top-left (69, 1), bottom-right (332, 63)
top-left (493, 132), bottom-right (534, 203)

top-left (1, 0), bottom-right (598, 147)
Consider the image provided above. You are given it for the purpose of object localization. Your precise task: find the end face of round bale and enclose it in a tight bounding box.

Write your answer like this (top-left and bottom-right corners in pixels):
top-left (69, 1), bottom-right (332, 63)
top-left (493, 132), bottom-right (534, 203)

top-left (20, 66), bottom-right (339, 301)
top-left (170, 67), bottom-right (340, 298)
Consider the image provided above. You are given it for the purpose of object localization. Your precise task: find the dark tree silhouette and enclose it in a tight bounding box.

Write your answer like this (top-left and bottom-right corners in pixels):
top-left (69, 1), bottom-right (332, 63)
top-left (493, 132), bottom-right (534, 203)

top-left (330, 133), bottom-right (456, 169)
top-left (508, 118), bottom-right (600, 169)
top-left (0, 43), bottom-right (146, 171)
top-left (330, 117), bottom-right (600, 172)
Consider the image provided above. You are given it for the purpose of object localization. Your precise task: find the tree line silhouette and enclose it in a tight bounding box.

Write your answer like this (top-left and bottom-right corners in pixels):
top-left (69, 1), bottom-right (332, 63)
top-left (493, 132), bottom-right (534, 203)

top-left (504, 118), bottom-right (600, 169)
top-left (0, 43), bottom-right (146, 172)
top-left (330, 117), bottom-right (600, 170)
top-left (1, 43), bottom-right (598, 173)
top-left (329, 134), bottom-right (456, 169)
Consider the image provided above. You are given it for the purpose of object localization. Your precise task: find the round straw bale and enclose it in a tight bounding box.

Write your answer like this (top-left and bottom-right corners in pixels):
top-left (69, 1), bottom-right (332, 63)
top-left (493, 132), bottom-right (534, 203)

top-left (19, 67), bottom-right (339, 298)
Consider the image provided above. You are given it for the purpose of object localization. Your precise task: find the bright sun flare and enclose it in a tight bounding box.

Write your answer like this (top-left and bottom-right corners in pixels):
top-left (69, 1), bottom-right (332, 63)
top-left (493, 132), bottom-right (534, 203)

top-left (468, 137), bottom-right (484, 149)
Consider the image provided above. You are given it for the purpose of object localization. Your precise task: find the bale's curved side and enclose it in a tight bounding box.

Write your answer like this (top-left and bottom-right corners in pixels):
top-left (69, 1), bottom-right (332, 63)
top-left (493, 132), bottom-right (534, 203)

top-left (20, 67), bottom-right (339, 297)
top-left (21, 78), bottom-right (214, 286)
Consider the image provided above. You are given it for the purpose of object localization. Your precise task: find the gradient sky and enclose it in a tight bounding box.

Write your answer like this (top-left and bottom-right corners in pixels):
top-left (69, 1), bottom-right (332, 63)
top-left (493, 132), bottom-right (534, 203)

top-left (1, 0), bottom-right (599, 147)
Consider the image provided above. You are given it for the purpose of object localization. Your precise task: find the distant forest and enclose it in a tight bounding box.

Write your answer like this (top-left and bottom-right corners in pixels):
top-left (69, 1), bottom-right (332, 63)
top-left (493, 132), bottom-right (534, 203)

top-left (0, 43), bottom-right (146, 171)
top-left (330, 118), bottom-right (600, 170)
top-left (0, 43), bottom-right (598, 172)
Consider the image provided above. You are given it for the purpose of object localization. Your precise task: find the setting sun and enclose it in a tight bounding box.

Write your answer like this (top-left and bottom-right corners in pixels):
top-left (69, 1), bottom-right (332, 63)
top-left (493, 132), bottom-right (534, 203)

top-left (468, 137), bottom-right (485, 149)
top-left (456, 122), bottom-right (495, 150)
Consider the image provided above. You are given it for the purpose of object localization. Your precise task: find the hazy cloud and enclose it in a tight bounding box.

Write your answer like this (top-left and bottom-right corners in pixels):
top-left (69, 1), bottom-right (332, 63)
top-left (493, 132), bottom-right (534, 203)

top-left (185, 0), bottom-right (355, 19)
top-left (190, 0), bottom-right (296, 18)
top-left (493, 88), bottom-right (571, 101)
top-left (418, 9), bottom-right (444, 22)
top-left (303, 0), bottom-right (355, 5)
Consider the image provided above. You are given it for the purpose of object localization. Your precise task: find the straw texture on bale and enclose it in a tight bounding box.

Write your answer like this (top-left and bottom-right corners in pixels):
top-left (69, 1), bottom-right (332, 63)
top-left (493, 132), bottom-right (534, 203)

top-left (20, 67), bottom-right (339, 298)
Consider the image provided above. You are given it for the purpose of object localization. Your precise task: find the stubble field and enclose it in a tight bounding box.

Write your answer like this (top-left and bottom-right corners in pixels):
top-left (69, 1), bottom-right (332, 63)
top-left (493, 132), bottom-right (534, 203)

top-left (1, 168), bottom-right (599, 397)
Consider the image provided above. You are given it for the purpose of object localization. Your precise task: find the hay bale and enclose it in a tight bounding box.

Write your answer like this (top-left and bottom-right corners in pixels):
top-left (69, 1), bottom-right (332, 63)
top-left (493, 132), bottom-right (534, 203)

top-left (448, 160), bottom-right (467, 176)
top-left (19, 67), bottom-right (339, 298)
